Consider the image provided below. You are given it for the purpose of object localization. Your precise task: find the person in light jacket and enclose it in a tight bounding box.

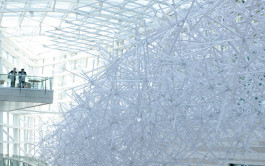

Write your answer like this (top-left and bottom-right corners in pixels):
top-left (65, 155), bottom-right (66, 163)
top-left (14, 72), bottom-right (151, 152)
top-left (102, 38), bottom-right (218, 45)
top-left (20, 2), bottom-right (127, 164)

top-left (18, 68), bottom-right (27, 88)
top-left (8, 68), bottom-right (17, 87)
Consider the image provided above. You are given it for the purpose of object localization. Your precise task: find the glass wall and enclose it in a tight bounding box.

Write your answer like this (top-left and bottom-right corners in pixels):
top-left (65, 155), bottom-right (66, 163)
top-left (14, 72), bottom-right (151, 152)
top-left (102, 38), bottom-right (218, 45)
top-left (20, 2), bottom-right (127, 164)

top-left (0, 38), bottom-right (55, 161)
top-left (0, 112), bottom-right (35, 157)
top-left (0, 36), bottom-right (102, 160)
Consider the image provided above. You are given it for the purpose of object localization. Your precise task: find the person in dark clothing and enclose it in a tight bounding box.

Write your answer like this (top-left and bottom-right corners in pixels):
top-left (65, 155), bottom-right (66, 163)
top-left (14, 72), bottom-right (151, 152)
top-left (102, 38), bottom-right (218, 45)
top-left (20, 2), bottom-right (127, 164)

top-left (18, 68), bottom-right (27, 88)
top-left (8, 68), bottom-right (17, 87)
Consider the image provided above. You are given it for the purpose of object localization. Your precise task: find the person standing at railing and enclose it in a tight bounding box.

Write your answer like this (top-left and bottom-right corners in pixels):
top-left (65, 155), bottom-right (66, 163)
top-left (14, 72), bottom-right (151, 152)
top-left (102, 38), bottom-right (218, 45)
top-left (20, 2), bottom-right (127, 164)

top-left (8, 67), bottom-right (17, 87)
top-left (18, 68), bottom-right (27, 88)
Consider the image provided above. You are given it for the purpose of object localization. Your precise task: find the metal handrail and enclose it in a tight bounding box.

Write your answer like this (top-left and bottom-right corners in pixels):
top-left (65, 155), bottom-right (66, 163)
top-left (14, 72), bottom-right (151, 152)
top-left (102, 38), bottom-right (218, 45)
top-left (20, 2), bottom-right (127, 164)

top-left (0, 154), bottom-right (49, 166)
top-left (0, 74), bottom-right (53, 90)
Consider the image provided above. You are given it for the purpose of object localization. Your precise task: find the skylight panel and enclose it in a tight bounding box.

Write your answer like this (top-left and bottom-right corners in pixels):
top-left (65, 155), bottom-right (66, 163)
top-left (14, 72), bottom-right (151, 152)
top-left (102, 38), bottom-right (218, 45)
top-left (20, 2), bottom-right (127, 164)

top-left (75, 2), bottom-right (99, 12)
top-left (135, 0), bottom-right (150, 6)
top-left (22, 17), bottom-right (40, 26)
top-left (106, 0), bottom-right (124, 4)
top-left (2, 17), bottom-right (19, 27)
top-left (2, 12), bottom-right (19, 17)
top-left (66, 13), bottom-right (78, 20)
top-left (108, 18), bottom-right (119, 24)
top-left (0, 0), bottom-right (196, 54)
top-left (46, 12), bottom-right (65, 19)
top-left (100, 10), bottom-right (114, 16)
top-left (55, 2), bottom-right (73, 10)
top-left (31, 3), bottom-right (49, 9)
top-left (16, 26), bottom-right (36, 34)
top-left (42, 17), bottom-right (62, 28)
top-left (6, 2), bottom-right (25, 9)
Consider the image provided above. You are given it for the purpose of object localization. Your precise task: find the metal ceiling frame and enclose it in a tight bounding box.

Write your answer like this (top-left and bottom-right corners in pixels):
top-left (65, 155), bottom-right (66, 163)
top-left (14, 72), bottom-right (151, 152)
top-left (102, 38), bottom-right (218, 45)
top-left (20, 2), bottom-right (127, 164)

top-left (0, 0), bottom-right (176, 53)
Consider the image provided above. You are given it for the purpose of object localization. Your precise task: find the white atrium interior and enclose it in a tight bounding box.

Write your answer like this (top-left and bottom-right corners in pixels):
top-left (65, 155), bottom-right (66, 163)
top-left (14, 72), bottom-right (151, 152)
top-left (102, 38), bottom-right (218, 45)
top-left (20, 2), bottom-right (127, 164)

top-left (0, 0), bottom-right (264, 166)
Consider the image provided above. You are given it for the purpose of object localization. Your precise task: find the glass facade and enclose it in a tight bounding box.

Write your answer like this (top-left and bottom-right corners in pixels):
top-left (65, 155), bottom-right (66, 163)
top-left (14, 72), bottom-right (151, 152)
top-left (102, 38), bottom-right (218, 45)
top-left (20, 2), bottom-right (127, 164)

top-left (0, 36), bottom-right (99, 162)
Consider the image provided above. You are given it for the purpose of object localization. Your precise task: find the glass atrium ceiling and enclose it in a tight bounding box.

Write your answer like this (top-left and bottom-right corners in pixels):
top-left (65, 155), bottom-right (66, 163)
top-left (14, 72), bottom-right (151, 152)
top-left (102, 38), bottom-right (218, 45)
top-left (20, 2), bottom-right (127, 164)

top-left (0, 0), bottom-right (185, 54)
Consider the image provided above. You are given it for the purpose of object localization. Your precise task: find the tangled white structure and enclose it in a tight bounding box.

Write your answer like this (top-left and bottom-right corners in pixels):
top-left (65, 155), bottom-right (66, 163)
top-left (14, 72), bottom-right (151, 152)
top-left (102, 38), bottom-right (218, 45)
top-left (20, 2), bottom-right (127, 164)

top-left (39, 0), bottom-right (265, 165)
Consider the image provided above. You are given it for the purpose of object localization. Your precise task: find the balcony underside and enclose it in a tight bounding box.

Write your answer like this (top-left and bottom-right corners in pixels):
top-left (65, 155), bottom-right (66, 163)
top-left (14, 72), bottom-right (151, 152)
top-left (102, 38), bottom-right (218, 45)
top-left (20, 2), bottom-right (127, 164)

top-left (0, 87), bottom-right (53, 112)
top-left (0, 101), bottom-right (47, 112)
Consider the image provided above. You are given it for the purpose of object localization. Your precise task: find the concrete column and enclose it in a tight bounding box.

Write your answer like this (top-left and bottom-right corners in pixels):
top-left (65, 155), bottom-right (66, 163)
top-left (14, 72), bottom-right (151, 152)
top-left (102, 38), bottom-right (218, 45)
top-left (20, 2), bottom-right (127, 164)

top-left (28, 117), bottom-right (33, 156)
top-left (23, 116), bottom-right (28, 156)
top-left (0, 112), bottom-right (3, 154)
top-left (13, 114), bottom-right (19, 156)
top-left (0, 57), bottom-right (3, 74)
top-left (6, 113), bottom-right (9, 155)
top-left (0, 32), bottom-right (3, 127)
top-left (0, 40), bottom-right (3, 74)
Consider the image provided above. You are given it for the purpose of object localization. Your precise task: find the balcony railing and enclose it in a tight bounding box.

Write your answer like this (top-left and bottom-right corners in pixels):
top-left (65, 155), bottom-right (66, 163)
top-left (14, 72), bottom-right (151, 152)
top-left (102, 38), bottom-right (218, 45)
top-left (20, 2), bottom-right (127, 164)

top-left (0, 154), bottom-right (49, 166)
top-left (0, 74), bottom-right (53, 90)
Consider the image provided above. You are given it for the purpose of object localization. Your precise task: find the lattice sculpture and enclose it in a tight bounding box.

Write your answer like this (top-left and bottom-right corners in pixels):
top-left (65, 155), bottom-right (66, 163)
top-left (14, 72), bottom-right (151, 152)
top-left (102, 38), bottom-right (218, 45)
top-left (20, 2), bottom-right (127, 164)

top-left (39, 0), bottom-right (265, 165)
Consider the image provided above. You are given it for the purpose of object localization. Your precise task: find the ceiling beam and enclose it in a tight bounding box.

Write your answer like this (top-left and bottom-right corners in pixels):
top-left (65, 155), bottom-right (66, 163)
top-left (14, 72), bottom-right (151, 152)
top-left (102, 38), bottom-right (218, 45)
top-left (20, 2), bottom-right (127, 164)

top-left (0, 0), bottom-right (7, 25)
top-left (58, 0), bottom-right (79, 28)
top-left (18, 0), bottom-right (32, 26)
top-left (0, 8), bottom-right (75, 13)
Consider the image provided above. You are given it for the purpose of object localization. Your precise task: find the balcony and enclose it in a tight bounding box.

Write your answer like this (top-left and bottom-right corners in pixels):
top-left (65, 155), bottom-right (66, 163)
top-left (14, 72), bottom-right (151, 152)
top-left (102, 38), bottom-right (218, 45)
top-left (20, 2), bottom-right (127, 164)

top-left (0, 154), bottom-right (48, 166)
top-left (0, 74), bottom-right (53, 112)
